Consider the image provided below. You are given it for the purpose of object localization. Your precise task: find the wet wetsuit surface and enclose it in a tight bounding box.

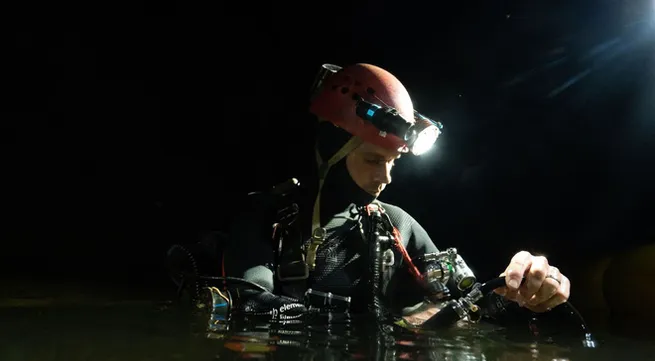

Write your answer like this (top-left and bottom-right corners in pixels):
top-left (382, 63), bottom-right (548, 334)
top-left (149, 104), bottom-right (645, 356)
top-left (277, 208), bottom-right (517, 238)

top-left (224, 196), bottom-right (438, 315)
top-left (223, 122), bottom-right (439, 315)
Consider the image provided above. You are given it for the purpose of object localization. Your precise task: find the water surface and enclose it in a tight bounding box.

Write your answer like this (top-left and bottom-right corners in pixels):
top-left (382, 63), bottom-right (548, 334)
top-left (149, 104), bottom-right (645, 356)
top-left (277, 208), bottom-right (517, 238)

top-left (1, 281), bottom-right (653, 361)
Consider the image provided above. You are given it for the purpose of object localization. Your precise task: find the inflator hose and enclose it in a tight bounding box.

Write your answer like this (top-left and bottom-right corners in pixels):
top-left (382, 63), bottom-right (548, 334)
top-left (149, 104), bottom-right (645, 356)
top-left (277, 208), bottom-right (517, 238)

top-left (481, 276), bottom-right (590, 334)
top-left (370, 236), bottom-right (386, 322)
top-left (421, 301), bottom-right (461, 328)
top-left (423, 276), bottom-right (590, 333)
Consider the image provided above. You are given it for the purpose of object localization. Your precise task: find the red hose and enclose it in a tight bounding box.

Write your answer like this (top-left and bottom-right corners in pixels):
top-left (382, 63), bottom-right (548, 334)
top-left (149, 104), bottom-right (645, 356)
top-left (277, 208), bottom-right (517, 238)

top-left (392, 227), bottom-right (423, 281)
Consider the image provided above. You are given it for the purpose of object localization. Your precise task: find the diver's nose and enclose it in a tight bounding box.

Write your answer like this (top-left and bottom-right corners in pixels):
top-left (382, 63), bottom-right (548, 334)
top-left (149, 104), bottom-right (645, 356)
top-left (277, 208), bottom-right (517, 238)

top-left (374, 162), bottom-right (393, 185)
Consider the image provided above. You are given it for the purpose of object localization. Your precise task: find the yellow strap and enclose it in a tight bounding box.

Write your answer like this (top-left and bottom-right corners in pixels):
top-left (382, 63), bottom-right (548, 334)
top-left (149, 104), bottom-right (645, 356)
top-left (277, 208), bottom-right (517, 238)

top-left (306, 136), bottom-right (362, 270)
top-left (312, 136), bottom-right (363, 232)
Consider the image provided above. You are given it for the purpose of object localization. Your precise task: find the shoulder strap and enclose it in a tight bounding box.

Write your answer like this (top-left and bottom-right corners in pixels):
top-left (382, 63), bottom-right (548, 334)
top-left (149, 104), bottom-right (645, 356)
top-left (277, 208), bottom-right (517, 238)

top-left (307, 136), bottom-right (363, 270)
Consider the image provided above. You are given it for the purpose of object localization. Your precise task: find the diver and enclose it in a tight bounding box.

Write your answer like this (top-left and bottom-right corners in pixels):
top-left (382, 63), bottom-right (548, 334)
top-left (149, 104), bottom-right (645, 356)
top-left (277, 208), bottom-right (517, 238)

top-left (178, 63), bottom-right (572, 328)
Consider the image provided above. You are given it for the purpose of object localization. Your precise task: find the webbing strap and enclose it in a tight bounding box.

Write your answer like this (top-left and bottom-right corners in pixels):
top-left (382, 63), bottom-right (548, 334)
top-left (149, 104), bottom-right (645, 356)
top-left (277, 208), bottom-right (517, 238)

top-left (306, 136), bottom-right (362, 270)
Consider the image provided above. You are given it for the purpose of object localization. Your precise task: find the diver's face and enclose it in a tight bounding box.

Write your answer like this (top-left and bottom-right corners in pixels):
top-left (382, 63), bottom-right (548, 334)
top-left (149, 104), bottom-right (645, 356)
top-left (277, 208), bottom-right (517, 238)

top-left (345, 141), bottom-right (401, 197)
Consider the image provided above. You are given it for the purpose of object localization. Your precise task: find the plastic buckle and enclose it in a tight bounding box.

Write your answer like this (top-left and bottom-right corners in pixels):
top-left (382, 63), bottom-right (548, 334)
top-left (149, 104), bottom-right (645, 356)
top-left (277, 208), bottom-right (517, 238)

top-left (306, 227), bottom-right (326, 271)
top-left (305, 240), bottom-right (323, 271)
top-left (277, 260), bottom-right (309, 281)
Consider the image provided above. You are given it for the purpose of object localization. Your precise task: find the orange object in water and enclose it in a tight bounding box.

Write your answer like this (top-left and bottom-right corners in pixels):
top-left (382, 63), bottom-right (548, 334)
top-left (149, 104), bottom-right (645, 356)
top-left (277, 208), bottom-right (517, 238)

top-left (223, 341), bottom-right (276, 353)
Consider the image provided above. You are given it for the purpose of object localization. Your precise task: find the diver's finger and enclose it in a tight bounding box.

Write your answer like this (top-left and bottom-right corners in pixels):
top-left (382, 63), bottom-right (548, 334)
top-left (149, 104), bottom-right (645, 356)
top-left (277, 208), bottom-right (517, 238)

top-left (527, 272), bottom-right (559, 306)
top-left (520, 256), bottom-right (549, 301)
top-left (504, 251), bottom-right (533, 290)
top-left (525, 275), bottom-right (570, 313)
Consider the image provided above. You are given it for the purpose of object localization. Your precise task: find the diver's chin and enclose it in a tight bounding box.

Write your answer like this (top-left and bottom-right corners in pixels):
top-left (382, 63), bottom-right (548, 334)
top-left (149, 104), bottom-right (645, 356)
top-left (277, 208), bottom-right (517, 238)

top-left (367, 189), bottom-right (382, 198)
top-left (359, 184), bottom-right (383, 199)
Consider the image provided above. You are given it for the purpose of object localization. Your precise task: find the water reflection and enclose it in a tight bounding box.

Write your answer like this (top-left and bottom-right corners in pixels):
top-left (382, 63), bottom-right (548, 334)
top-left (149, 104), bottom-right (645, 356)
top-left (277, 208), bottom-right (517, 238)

top-left (0, 304), bottom-right (651, 361)
top-left (208, 312), bottom-right (595, 361)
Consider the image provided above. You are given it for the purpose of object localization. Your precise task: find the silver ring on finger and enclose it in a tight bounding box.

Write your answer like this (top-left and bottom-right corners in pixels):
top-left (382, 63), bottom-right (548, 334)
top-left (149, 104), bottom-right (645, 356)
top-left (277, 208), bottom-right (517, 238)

top-left (546, 267), bottom-right (561, 285)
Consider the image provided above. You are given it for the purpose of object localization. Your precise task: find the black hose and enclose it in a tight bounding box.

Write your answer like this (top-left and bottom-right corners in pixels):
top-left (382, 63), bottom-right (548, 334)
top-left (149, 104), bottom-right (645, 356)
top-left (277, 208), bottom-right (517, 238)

top-left (421, 301), bottom-right (461, 328)
top-left (365, 206), bottom-right (390, 323)
top-left (421, 276), bottom-right (591, 333)
top-left (559, 300), bottom-right (592, 335)
top-left (479, 276), bottom-right (590, 334)
top-left (479, 276), bottom-right (510, 294)
top-left (369, 235), bottom-right (385, 321)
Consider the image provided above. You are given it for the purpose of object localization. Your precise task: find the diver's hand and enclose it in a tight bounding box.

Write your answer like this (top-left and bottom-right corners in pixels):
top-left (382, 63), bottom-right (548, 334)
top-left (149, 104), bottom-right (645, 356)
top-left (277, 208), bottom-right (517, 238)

top-left (493, 251), bottom-right (570, 313)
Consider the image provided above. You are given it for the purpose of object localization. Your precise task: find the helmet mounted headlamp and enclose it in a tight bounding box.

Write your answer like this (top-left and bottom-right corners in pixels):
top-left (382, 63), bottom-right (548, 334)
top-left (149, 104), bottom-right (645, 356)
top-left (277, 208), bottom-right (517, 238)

top-left (353, 95), bottom-right (443, 156)
top-left (310, 63), bottom-right (443, 156)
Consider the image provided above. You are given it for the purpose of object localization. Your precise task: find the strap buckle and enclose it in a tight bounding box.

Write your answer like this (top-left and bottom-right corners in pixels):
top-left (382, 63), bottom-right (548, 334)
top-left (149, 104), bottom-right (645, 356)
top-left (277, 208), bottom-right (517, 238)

top-left (306, 241), bottom-right (323, 271)
top-left (306, 227), bottom-right (327, 271)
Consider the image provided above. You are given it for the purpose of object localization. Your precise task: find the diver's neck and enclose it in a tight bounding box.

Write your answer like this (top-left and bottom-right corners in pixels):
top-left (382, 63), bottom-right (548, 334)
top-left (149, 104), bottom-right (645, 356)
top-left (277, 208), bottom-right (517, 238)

top-left (317, 169), bottom-right (376, 227)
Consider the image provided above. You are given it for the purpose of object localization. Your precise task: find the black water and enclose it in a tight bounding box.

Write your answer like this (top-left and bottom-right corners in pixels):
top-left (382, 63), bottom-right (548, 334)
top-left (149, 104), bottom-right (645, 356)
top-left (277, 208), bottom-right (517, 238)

top-left (2, 300), bottom-right (654, 361)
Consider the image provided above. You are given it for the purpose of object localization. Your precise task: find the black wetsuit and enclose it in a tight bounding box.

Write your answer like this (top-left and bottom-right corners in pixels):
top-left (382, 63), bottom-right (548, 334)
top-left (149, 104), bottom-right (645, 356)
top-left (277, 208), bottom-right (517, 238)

top-left (173, 123), bottom-right (578, 333)
top-left (223, 122), bottom-right (441, 317)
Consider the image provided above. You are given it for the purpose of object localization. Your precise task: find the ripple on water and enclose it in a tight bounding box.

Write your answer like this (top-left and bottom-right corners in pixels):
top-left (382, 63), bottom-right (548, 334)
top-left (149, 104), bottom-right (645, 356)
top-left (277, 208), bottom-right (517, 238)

top-left (0, 306), bottom-right (654, 361)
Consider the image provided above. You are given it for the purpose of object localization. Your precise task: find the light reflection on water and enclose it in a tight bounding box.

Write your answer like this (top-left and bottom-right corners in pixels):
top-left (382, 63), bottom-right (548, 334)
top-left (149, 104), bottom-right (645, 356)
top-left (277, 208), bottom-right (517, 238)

top-left (0, 304), bottom-right (653, 361)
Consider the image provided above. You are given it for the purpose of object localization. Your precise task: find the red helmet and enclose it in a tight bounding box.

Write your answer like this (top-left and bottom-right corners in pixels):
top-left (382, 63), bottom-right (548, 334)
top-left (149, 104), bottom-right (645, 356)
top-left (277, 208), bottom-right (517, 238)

top-left (310, 63), bottom-right (440, 155)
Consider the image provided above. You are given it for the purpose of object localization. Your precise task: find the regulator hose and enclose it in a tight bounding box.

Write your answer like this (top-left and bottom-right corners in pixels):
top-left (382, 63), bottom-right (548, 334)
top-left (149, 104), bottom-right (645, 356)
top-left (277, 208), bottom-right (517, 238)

top-left (423, 276), bottom-right (591, 336)
top-left (481, 276), bottom-right (590, 334)
top-left (369, 235), bottom-right (386, 322)
top-left (197, 275), bottom-right (269, 293)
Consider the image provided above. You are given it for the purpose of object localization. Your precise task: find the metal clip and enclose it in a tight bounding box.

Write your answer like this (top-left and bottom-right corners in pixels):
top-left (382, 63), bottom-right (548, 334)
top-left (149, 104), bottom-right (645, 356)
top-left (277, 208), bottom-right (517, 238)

top-left (306, 227), bottom-right (326, 271)
top-left (382, 249), bottom-right (395, 271)
top-left (305, 288), bottom-right (351, 311)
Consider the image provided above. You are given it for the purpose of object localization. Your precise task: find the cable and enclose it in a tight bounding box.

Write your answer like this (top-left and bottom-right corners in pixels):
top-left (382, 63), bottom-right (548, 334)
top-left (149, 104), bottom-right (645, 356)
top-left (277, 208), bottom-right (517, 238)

top-left (561, 300), bottom-right (591, 335)
top-left (479, 276), bottom-right (590, 333)
top-left (197, 275), bottom-right (269, 293)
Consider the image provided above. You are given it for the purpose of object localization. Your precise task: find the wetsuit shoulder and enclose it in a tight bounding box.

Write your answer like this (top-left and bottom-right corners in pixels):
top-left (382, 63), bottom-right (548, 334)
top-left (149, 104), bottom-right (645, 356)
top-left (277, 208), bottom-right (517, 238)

top-left (223, 188), bottom-right (282, 292)
top-left (224, 180), bottom-right (307, 287)
top-left (222, 185), bottom-right (308, 314)
top-left (377, 201), bottom-right (439, 255)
